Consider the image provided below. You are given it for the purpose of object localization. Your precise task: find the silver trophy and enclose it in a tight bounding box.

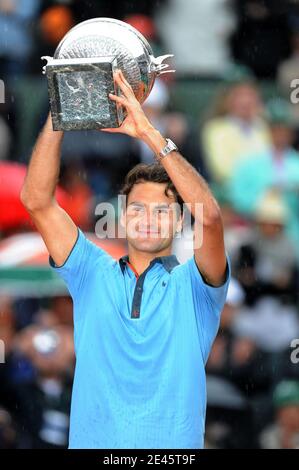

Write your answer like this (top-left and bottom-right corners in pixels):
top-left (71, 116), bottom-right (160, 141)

top-left (42, 17), bottom-right (175, 131)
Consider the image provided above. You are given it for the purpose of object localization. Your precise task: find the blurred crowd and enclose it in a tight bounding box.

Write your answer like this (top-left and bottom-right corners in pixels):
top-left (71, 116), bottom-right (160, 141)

top-left (1, 0), bottom-right (299, 449)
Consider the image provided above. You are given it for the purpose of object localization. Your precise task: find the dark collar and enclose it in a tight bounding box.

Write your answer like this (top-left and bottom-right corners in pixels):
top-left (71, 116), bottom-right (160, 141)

top-left (119, 254), bottom-right (180, 274)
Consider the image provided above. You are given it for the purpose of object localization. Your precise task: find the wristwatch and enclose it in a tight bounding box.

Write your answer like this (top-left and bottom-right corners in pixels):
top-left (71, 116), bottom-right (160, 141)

top-left (156, 138), bottom-right (178, 162)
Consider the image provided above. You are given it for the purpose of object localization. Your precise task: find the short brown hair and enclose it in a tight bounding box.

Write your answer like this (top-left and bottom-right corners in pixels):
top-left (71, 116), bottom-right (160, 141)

top-left (121, 163), bottom-right (184, 214)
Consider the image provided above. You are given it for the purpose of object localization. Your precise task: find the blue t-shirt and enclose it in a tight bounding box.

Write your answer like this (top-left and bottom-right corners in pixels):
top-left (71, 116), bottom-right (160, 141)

top-left (50, 228), bottom-right (230, 449)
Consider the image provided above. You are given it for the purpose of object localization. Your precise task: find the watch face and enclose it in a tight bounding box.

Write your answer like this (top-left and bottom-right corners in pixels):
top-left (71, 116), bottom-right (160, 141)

top-left (167, 140), bottom-right (177, 151)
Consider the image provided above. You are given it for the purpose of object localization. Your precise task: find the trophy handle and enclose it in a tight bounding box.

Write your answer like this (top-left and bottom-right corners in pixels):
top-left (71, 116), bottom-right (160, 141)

top-left (157, 70), bottom-right (176, 76)
top-left (151, 54), bottom-right (175, 76)
top-left (41, 56), bottom-right (53, 75)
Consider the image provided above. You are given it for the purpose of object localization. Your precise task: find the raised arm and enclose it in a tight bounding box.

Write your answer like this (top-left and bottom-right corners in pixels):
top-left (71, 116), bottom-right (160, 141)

top-left (103, 70), bottom-right (227, 287)
top-left (20, 113), bottom-right (78, 267)
top-left (142, 135), bottom-right (227, 287)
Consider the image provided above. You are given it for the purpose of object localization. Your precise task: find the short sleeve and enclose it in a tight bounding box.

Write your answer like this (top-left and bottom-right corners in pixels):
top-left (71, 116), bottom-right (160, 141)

top-left (49, 228), bottom-right (113, 299)
top-left (188, 255), bottom-right (231, 309)
top-left (181, 255), bottom-right (231, 362)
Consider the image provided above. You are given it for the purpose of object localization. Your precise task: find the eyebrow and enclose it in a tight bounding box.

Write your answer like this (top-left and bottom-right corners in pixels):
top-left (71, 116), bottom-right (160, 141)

top-left (127, 202), bottom-right (145, 208)
top-left (128, 202), bottom-right (171, 209)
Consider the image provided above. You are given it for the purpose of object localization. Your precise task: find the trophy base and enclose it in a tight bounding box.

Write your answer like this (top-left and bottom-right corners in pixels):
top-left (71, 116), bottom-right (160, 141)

top-left (44, 57), bottom-right (124, 131)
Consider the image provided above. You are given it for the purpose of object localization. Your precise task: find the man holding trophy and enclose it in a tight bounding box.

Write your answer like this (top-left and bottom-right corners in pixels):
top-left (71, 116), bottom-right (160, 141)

top-left (21, 18), bottom-right (229, 449)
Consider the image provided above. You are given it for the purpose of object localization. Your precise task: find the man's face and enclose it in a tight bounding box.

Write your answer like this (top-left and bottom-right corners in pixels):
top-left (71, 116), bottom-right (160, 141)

top-left (122, 181), bottom-right (183, 254)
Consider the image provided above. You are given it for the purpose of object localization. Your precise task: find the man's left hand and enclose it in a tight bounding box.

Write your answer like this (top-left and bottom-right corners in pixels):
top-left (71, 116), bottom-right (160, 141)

top-left (100, 70), bottom-right (154, 139)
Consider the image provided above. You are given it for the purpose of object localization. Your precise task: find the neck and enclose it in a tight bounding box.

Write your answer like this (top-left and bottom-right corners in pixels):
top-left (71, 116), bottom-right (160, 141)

top-left (127, 245), bottom-right (172, 275)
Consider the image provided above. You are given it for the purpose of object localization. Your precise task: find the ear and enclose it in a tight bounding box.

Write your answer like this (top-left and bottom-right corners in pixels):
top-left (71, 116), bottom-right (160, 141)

top-left (175, 212), bottom-right (184, 234)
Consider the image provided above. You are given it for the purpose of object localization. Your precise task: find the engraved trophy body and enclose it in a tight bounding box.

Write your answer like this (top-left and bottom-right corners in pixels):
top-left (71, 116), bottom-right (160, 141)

top-left (42, 18), bottom-right (174, 131)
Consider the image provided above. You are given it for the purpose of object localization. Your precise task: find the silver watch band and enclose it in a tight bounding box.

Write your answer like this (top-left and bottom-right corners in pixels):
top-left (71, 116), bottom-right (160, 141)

top-left (155, 138), bottom-right (178, 162)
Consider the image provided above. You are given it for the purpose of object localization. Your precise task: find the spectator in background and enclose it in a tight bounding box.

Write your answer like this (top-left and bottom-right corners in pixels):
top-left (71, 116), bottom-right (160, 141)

top-left (260, 380), bottom-right (299, 448)
top-left (234, 191), bottom-right (298, 305)
top-left (0, 0), bottom-right (41, 78)
top-left (232, 191), bottom-right (299, 353)
top-left (13, 324), bottom-right (74, 448)
top-left (201, 79), bottom-right (270, 193)
top-left (155, 0), bottom-right (236, 76)
top-left (205, 278), bottom-right (267, 448)
top-left (228, 98), bottom-right (299, 259)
